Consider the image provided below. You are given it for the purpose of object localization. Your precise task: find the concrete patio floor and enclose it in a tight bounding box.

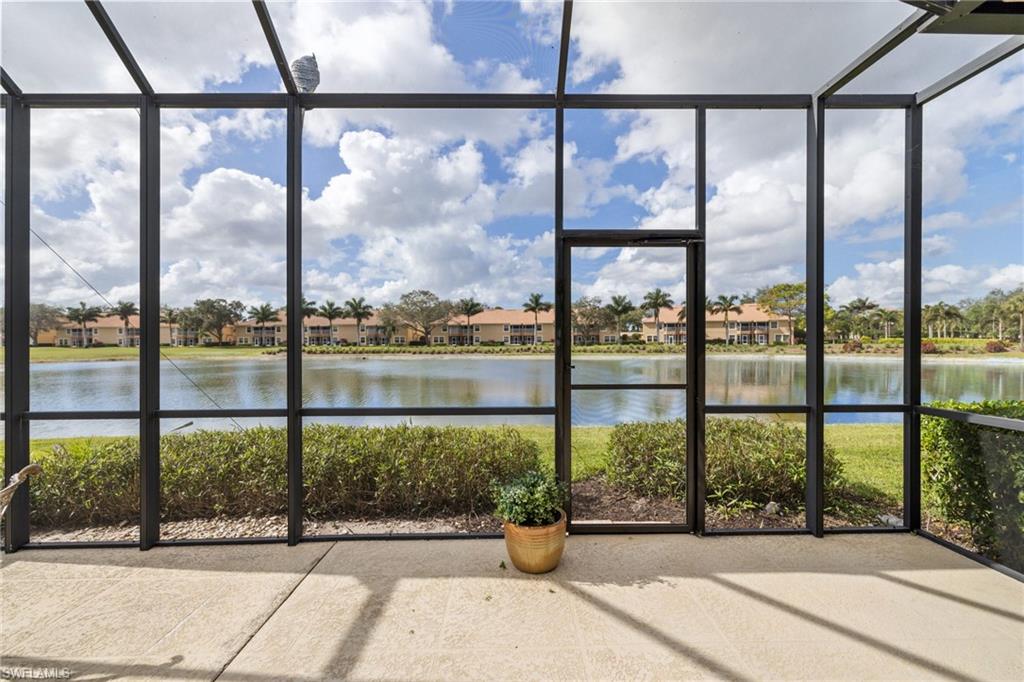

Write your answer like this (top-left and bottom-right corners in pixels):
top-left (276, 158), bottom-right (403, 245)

top-left (1, 534), bottom-right (1021, 681)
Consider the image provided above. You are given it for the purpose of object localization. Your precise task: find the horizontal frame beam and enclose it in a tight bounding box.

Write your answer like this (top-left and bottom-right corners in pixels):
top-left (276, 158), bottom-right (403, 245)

top-left (823, 404), bottom-right (909, 413)
top-left (302, 406), bottom-right (556, 417)
top-left (917, 36), bottom-right (1024, 106)
top-left (13, 92), bottom-right (927, 112)
top-left (563, 229), bottom-right (703, 246)
top-left (917, 406), bottom-right (1024, 433)
top-left (705, 405), bottom-right (810, 414)
top-left (570, 384), bottom-right (686, 391)
top-left (26, 411), bottom-right (140, 421)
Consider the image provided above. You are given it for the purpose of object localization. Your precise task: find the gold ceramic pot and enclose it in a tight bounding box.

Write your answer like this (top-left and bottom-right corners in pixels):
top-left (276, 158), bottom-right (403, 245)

top-left (502, 509), bottom-right (566, 574)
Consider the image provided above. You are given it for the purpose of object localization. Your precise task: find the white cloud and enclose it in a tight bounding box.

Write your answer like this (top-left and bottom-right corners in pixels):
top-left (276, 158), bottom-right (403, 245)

top-left (829, 258), bottom-right (1024, 308)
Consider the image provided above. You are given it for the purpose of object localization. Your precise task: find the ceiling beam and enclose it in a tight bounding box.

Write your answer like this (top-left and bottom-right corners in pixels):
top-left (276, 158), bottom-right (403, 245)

top-left (1, 68), bottom-right (22, 97)
top-left (252, 0), bottom-right (298, 96)
top-left (917, 35), bottom-right (1024, 105)
top-left (815, 9), bottom-right (933, 99)
top-left (557, 1), bottom-right (573, 100)
top-left (85, 0), bottom-right (153, 96)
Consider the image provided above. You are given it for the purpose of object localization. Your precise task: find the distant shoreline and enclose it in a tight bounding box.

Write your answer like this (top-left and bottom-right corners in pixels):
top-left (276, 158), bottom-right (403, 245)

top-left (9, 344), bottom-right (1024, 364)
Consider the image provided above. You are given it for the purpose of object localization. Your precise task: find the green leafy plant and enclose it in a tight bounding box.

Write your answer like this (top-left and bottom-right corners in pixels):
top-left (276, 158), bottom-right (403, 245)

top-left (28, 425), bottom-right (540, 527)
top-left (921, 400), bottom-right (1024, 571)
top-left (492, 470), bottom-right (566, 527)
top-left (606, 417), bottom-right (847, 514)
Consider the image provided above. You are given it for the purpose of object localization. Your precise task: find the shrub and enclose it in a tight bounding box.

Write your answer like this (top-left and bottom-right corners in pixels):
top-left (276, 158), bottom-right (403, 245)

top-left (921, 400), bottom-right (1024, 570)
top-left (921, 341), bottom-right (939, 354)
top-left (985, 340), bottom-right (1008, 353)
top-left (842, 338), bottom-right (863, 352)
top-left (607, 417), bottom-right (846, 513)
top-left (28, 425), bottom-right (541, 527)
top-left (492, 470), bottom-right (566, 526)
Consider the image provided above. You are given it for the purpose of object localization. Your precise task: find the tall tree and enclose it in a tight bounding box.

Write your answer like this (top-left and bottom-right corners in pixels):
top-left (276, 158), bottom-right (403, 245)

top-left (344, 297), bottom-right (375, 345)
top-left (522, 293), bottom-right (553, 345)
top-left (317, 300), bottom-right (344, 345)
top-left (756, 283), bottom-right (806, 345)
top-left (873, 309), bottom-right (900, 339)
top-left (247, 303), bottom-right (278, 346)
top-left (28, 303), bottom-right (64, 345)
top-left (64, 302), bottom-right (103, 348)
top-left (193, 299), bottom-right (245, 345)
top-left (394, 291), bottom-right (450, 345)
top-left (376, 303), bottom-right (402, 346)
top-left (455, 298), bottom-right (485, 346)
top-left (642, 288), bottom-right (674, 344)
top-left (161, 306), bottom-right (180, 345)
top-left (571, 296), bottom-right (612, 345)
top-left (713, 294), bottom-right (742, 345)
top-left (605, 295), bottom-right (635, 345)
top-left (113, 300), bottom-right (139, 347)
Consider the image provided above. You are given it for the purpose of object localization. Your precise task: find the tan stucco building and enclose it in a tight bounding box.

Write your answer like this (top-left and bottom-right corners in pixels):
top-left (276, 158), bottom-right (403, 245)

top-left (642, 303), bottom-right (793, 345)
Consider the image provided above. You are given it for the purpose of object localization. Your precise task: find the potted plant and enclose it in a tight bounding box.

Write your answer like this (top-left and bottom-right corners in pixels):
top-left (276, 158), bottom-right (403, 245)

top-left (492, 471), bottom-right (567, 574)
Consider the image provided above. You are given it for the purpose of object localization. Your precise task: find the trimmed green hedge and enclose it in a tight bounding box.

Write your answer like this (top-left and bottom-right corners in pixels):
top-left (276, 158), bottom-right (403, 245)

top-left (28, 425), bottom-right (540, 527)
top-left (922, 400), bottom-right (1024, 570)
top-left (608, 417), bottom-right (847, 513)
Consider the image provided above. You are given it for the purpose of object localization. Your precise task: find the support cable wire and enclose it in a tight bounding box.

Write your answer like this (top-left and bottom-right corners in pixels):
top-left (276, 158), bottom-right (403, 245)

top-left (23, 222), bottom-right (244, 430)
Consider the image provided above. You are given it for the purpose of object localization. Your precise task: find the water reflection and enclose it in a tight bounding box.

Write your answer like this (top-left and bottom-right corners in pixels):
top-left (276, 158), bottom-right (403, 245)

top-left (18, 353), bottom-right (1024, 436)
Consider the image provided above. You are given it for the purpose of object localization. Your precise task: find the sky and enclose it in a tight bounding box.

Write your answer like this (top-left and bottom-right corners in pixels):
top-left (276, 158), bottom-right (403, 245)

top-left (2, 0), bottom-right (1021, 315)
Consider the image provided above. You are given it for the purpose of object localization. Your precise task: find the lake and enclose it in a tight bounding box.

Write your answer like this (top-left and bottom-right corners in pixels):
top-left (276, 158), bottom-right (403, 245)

top-left (15, 354), bottom-right (1024, 437)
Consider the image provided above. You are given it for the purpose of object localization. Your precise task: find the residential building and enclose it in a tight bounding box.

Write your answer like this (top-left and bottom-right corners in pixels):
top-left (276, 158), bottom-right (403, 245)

top-left (642, 303), bottom-right (793, 345)
top-left (56, 315), bottom-right (173, 347)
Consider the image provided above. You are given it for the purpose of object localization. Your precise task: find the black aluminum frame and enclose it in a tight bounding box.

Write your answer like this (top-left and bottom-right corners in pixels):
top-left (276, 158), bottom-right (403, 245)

top-left (2, 1), bottom-right (1022, 574)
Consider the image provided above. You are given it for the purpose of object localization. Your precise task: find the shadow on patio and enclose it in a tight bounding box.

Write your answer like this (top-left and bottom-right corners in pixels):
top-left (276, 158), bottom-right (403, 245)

top-left (2, 534), bottom-right (1022, 681)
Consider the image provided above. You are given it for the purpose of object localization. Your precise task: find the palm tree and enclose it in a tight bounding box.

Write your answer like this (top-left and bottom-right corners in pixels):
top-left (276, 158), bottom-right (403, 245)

top-left (522, 293), bottom-right (552, 345)
top-left (874, 309), bottom-right (900, 339)
top-left (344, 297), bottom-right (374, 345)
top-left (161, 306), bottom-right (180, 345)
top-left (642, 288), bottom-right (673, 344)
top-left (713, 294), bottom-right (742, 345)
top-left (317, 300), bottom-right (344, 345)
top-left (455, 298), bottom-right (485, 346)
top-left (840, 297), bottom-right (879, 338)
top-left (922, 304), bottom-right (939, 339)
top-left (1004, 292), bottom-right (1024, 351)
top-left (65, 302), bottom-right (103, 348)
top-left (300, 296), bottom-right (318, 318)
top-left (247, 303), bottom-right (278, 347)
top-left (113, 300), bottom-right (139, 347)
top-left (605, 295), bottom-right (635, 345)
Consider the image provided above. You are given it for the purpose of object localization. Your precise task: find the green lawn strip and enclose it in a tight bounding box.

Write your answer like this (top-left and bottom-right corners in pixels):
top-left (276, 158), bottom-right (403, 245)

top-left (10, 344), bottom-right (1022, 363)
top-left (824, 423), bottom-right (903, 506)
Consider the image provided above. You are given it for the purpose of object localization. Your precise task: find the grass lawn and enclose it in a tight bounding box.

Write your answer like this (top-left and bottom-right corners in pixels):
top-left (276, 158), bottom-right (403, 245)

top-left (824, 423), bottom-right (903, 504)
top-left (8, 344), bottom-right (1022, 363)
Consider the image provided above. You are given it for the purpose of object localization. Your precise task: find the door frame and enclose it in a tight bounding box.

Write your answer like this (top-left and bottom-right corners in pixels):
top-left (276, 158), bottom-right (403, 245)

top-left (556, 229), bottom-right (705, 534)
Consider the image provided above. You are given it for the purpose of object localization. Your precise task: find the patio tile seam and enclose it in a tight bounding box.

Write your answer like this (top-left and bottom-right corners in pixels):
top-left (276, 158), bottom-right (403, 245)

top-left (211, 541), bottom-right (336, 682)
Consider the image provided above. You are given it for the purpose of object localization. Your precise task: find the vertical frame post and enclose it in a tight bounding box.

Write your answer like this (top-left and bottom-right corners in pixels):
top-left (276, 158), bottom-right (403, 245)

top-left (904, 104), bottom-right (923, 531)
top-left (286, 99), bottom-right (303, 545)
top-left (3, 99), bottom-right (30, 551)
top-left (806, 102), bottom-right (825, 537)
top-left (687, 107), bottom-right (707, 533)
top-left (554, 106), bottom-right (572, 513)
top-left (140, 96), bottom-right (161, 549)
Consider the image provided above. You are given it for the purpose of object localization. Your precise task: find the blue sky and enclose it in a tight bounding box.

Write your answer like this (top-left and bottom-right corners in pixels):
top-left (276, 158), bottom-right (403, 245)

top-left (4, 1), bottom-right (1021, 313)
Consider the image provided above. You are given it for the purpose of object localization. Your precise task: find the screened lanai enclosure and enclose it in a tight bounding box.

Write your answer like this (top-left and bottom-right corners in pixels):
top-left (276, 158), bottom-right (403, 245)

top-left (1, 1), bottom-right (1022, 578)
